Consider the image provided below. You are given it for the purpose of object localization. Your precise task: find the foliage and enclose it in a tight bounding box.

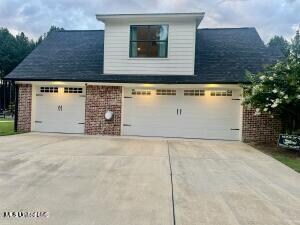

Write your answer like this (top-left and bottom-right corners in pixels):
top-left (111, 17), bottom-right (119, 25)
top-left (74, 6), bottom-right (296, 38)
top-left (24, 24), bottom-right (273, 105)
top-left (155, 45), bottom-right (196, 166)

top-left (243, 31), bottom-right (300, 133)
top-left (0, 28), bottom-right (36, 78)
top-left (268, 35), bottom-right (290, 56)
top-left (0, 26), bottom-right (64, 78)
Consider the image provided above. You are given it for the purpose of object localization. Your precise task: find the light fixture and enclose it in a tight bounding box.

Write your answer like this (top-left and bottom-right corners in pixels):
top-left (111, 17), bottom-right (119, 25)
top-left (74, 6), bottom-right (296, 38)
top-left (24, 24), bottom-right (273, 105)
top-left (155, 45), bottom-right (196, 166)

top-left (142, 84), bottom-right (154, 88)
top-left (52, 81), bottom-right (65, 85)
top-left (206, 84), bottom-right (220, 88)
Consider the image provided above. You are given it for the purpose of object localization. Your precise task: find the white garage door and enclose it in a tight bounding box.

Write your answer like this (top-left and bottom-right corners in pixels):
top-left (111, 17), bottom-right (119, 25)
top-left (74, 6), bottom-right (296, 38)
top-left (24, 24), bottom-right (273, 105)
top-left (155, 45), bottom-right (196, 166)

top-left (123, 88), bottom-right (241, 140)
top-left (33, 86), bottom-right (85, 133)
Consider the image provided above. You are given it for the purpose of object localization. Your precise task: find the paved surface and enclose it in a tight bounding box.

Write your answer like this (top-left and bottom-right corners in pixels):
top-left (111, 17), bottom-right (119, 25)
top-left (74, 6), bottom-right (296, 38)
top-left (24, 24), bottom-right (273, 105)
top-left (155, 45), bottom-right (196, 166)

top-left (0, 133), bottom-right (299, 225)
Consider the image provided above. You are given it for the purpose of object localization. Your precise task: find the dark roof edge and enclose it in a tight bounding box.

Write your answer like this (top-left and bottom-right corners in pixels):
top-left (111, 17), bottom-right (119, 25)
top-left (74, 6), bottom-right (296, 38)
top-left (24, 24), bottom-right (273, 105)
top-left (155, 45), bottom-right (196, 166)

top-left (198, 27), bottom-right (255, 30)
top-left (54, 30), bottom-right (104, 32)
top-left (4, 77), bottom-right (249, 84)
top-left (48, 28), bottom-right (254, 32)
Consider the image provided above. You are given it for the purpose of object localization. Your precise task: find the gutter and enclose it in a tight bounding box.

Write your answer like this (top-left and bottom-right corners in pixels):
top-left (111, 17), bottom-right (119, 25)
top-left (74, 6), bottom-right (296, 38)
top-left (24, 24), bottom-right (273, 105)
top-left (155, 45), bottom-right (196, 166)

top-left (4, 78), bottom-right (250, 85)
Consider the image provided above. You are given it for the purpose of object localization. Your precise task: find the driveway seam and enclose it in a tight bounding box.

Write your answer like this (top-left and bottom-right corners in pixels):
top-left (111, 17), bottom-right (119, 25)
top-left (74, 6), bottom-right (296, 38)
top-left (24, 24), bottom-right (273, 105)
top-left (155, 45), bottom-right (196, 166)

top-left (167, 140), bottom-right (176, 225)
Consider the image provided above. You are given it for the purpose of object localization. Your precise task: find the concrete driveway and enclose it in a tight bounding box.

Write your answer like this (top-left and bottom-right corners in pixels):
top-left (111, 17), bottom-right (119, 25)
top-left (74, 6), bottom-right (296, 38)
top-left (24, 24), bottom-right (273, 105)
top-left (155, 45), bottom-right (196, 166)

top-left (0, 133), bottom-right (299, 225)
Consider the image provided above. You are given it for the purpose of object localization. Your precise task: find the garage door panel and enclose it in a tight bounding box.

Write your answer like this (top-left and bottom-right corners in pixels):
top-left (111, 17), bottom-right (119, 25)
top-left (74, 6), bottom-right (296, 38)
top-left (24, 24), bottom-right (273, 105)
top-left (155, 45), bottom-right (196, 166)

top-left (124, 88), bottom-right (241, 140)
top-left (33, 86), bottom-right (85, 134)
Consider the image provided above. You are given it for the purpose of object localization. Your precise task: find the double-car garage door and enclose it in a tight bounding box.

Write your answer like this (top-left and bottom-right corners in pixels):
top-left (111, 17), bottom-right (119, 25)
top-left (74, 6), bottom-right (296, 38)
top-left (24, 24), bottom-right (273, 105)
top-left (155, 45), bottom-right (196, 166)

top-left (123, 88), bottom-right (241, 140)
top-left (32, 86), bottom-right (241, 140)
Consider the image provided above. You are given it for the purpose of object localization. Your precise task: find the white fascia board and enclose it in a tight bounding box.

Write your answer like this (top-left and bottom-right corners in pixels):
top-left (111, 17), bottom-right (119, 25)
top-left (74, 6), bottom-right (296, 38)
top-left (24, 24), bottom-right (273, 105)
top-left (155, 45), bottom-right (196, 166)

top-left (96, 12), bottom-right (205, 27)
top-left (17, 81), bottom-right (242, 90)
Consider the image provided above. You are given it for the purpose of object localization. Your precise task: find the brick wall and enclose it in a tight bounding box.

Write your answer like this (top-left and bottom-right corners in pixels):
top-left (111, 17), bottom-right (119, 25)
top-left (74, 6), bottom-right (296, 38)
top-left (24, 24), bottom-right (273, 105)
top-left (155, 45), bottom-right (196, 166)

top-left (242, 107), bottom-right (282, 143)
top-left (85, 85), bottom-right (122, 135)
top-left (17, 84), bottom-right (32, 132)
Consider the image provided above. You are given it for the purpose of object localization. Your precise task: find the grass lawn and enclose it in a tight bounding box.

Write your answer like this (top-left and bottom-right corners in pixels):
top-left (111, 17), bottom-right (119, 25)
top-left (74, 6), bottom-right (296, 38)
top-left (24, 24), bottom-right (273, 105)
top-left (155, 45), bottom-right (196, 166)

top-left (0, 118), bottom-right (16, 136)
top-left (251, 143), bottom-right (300, 173)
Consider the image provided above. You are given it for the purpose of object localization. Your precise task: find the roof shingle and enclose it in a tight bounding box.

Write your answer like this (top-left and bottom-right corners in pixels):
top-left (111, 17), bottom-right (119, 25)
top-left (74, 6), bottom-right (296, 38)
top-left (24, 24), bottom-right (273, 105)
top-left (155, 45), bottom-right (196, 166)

top-left (5, 28), bottom-right (280, 83)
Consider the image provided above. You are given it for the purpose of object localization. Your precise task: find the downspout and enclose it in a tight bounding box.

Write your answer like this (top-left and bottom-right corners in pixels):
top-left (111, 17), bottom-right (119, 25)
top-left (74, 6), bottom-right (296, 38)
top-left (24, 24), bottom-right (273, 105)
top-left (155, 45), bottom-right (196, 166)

top-left (14, 83), bottom-right (19, 132)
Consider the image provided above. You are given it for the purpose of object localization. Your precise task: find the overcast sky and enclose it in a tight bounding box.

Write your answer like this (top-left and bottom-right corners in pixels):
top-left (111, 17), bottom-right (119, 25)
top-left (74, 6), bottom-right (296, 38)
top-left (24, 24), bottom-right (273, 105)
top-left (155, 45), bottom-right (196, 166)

top-left (0, 0), bottom-right (299, 43)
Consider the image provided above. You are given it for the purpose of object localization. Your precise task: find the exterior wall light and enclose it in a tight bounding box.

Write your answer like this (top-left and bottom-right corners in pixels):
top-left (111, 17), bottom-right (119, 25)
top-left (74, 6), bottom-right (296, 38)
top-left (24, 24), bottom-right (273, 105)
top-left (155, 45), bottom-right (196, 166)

top-left (105, 110), bottom-right (114, 120)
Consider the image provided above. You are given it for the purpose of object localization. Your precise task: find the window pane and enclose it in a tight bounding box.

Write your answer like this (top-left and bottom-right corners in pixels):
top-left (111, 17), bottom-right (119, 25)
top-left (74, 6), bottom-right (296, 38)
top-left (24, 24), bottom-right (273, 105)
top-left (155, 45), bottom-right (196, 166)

top-left (149, 25), bottom-right (168, 41)
top-left (130, 41), bottom-right (138, 57)
top-left (131, 26), bottom-right (138, 41)
top-left (132, 26), bottom-right (148, 41)
top-left (157, 41), bottom-right (167, 57)
top-left (149, 26), bottom-right (160, 40)
top-left (147, 41), bottom-right (167, 57)
top-left (159, 25), bottom-right (168, 41)
top-left (130, 25), bottom-right (168, 58)
top-left (149, 41), bottom-right (158, 57)
top-left (131, 42), bottom-right (149, 57)
top-left (137, 42), bottom-right (149, 57)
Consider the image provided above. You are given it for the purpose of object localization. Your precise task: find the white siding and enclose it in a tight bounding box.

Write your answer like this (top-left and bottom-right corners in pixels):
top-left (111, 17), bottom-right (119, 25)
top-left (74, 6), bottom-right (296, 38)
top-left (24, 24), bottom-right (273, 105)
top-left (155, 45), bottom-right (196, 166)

top-left (103, 19), bottom-right (196, 75)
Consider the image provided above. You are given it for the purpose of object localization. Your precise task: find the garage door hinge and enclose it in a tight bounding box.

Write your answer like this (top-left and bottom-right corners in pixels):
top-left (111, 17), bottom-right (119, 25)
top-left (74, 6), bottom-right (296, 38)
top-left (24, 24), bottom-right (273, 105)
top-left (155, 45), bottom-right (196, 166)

top-left (232, 98), bottom-right (241, 100)
top-left (124, 96), bottom-right (132, 98)
top-left (123, 124), bottom-right (131, 126)
top-left (78, 122), bottom-right (85, 124)
top-left (36, 94), bottom-right (43, 96)
top-left (79, 95), bottom-right (86, 97)
top-left (35, 121), bottom-right (43, 123)
top-left (230, 128), bottom-right (240, 130)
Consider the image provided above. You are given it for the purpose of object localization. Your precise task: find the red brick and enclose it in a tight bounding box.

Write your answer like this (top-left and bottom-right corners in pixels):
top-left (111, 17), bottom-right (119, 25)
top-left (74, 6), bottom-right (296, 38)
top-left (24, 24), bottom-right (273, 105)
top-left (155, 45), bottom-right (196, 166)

top-left (242, 107), bottom-right (282, 144)
top-left (85, 85), bottom-right (122, 135)
top-left (17, 84), bottom-right (32, 132)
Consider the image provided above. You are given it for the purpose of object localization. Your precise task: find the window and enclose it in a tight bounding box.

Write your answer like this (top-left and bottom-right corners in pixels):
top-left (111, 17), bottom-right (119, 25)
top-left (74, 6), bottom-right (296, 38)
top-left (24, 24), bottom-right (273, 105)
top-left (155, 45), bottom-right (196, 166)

top-left (156, 89), bottom-right (176, 96)
top-left (40, 87), bottom-right (58, 93)
top-left (184, 90), bottom-right (205, 96)
top-left (210, 90), bottom-right (232, 96)
top-left (64, 87), bottom-right (83, 93)
top-left (130, 25), bottom-right (168, 58)
top-left (132, 89), bottom-right (151, 95)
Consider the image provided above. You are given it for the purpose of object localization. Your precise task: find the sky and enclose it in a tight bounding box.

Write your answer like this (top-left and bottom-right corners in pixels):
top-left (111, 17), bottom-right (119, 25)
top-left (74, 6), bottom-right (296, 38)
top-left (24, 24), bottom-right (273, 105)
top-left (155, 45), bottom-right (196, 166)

top-left (0, 0), bottom-right (299, 43)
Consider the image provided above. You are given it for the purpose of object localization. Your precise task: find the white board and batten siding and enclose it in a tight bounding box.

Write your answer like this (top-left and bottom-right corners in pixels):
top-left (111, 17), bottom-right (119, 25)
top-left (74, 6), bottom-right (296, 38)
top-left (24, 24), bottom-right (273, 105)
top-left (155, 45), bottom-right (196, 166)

top-left (103, 19), bottom-right (197, 75)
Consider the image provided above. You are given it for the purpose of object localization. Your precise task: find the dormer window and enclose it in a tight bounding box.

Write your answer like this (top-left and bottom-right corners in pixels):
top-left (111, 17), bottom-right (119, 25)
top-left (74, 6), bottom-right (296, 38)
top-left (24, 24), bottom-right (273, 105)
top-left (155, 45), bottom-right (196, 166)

top-left (130, 25), bottom-right (168, 58)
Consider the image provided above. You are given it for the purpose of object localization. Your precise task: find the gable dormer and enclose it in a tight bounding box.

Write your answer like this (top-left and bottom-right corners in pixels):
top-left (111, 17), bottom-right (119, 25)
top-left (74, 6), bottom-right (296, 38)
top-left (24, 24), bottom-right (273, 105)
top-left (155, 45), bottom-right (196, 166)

top-left (96, 13), bottom-right (204, 75)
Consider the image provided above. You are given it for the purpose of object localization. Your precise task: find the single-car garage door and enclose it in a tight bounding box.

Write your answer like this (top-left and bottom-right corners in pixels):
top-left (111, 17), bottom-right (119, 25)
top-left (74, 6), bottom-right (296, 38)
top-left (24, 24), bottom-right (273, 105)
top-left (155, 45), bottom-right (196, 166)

top-left (123, 88), bottom-right (241, 140)
top-left (33, 86), bottom-right (86, 133)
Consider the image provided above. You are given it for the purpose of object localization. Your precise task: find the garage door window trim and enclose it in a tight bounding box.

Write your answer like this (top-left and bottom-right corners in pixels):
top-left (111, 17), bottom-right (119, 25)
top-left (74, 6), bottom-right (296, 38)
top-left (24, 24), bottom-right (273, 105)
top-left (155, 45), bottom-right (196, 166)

top-left (64, 87), bottom-right (83, 94)
top-left (211, 90), bottom-right (232, 96)
top-left (156, 89), bottom-right (176, 96)
top-left (131, 89), bottom-right (151, 95)
top-left (40, 87), bottom-right (58, 93)
top-left (184, 89), bottom-right (205, 96)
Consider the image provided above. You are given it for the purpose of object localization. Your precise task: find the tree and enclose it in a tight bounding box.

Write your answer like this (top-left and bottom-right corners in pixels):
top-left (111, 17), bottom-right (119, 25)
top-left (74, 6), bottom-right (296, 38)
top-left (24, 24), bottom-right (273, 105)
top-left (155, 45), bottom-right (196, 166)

top-left (0, 28), bottom-right (36, 77)
top-left (243, 30), bottom-right (300, 134)
top-left (268, 35), bottom-right (290, 56)
top-left (0, 26), bottom-right (64, 110)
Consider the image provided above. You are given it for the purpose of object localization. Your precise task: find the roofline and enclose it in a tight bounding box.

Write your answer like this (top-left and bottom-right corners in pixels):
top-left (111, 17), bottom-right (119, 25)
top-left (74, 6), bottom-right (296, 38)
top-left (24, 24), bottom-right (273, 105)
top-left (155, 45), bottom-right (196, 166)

top-left (96, 12), bottom-right (205, 26)
top-left (96, 12), bottom-right (205, 18)
top-left (54, 30), bottom-right (104, 32)
top-left (4, 77), bottom-right (249, 84)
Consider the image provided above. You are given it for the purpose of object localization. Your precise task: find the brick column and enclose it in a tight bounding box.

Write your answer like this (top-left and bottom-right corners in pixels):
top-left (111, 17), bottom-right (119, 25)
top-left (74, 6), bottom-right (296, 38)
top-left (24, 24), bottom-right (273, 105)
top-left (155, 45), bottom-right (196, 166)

top-left (17, 84), bottom-right (32, 132)
top-left (85, 85), bottom-right (122, 135)
top-left (242, 107), bottom-right (282, 143)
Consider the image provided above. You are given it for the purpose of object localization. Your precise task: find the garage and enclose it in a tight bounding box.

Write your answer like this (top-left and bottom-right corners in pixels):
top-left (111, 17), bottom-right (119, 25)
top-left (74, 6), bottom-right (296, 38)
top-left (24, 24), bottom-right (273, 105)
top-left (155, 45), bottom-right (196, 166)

top-left (32, 86), bottom-right (86, 133)
top-left (123, 88), bottom-right (242, 140)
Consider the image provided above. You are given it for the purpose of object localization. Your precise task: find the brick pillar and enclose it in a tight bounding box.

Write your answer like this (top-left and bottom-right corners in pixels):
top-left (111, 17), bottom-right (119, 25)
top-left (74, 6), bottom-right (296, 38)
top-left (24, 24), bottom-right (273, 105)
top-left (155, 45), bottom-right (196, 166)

top-left (17, 84), bottom-right (32, 132)
top-left (242, 107), bottom-right (282, 143)
top-left (85, 85), bottom-right (122, 135)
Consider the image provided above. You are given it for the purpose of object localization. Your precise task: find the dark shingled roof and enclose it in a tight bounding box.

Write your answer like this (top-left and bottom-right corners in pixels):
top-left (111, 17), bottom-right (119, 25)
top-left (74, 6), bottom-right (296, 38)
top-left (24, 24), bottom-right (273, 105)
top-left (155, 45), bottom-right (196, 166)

top-left (5, 28), bottom-right (280, 83)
